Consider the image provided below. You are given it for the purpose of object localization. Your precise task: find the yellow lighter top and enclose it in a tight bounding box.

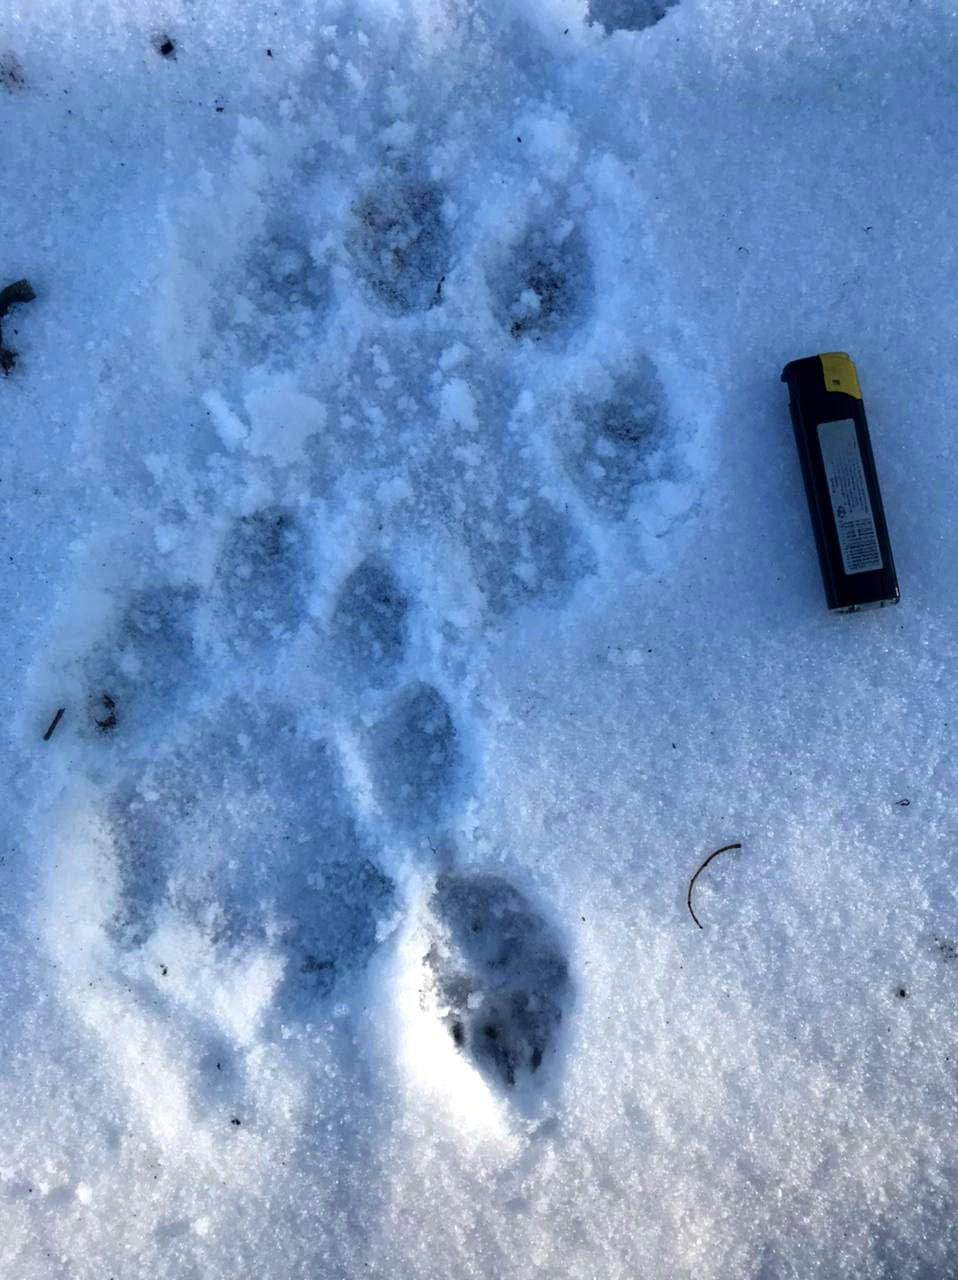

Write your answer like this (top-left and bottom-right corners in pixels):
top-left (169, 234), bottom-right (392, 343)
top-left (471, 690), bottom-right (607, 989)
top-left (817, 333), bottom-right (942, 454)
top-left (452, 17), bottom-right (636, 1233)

top-left (819, 352), bottom-right (862, 399)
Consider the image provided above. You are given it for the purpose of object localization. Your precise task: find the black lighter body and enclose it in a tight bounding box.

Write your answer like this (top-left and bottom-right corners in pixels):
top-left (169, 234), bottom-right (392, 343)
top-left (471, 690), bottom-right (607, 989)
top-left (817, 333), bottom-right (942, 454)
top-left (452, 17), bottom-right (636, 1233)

top-left (781, 352), bottom-right (900, 613)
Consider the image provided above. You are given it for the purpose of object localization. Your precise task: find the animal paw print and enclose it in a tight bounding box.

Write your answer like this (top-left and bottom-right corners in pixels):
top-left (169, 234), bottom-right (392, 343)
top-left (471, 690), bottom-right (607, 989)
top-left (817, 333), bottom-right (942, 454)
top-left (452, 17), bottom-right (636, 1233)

top-left (232, 226), bottom-right (329, 363)
top-left (275, 856), bottom-right (396, 1011)
top-left (80, 584), bottom-right (198, 742)
top-left (102, 698), bottom-right (398, 1019)
top-left (488, 219), bottom-right (592, 343)
top-left (212, 505), bottom-right (312, 651)
top-left (424, 872), bottom-right (571, 1090)
top-left (364, 681), bottom-right (463, 834)
top-left (466, 492), bottom-right (595, 615)
top-left (560, 356), bottom-right (671, 520)
top-left (349, 174), bottom-right (450, 316)
top-left (330, 555), bottom-right (410, 689)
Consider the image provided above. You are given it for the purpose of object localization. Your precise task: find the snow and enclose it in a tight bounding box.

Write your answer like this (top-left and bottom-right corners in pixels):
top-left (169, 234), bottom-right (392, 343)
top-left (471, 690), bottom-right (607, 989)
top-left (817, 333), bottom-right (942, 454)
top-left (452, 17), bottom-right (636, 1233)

top-left (2, 0), bottom-right (957, 1276)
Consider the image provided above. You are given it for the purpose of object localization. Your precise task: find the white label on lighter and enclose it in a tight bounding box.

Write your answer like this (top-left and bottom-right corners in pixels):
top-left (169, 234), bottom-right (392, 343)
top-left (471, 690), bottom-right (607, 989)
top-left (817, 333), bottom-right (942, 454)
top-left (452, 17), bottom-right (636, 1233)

top-left (817, 418), bottom-right (883, 575)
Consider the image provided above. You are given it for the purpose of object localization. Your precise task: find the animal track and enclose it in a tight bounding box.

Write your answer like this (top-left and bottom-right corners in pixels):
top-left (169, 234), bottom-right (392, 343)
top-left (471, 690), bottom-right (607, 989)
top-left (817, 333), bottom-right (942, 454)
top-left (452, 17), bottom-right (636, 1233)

top-left (251, 234), bottom-right (325, 310)
top-left (101, 702), bottom-right (396, 1014)
top-left (45, 46), bottom-right (725, 1136)
top-left (468, 494), bottom-right (595, 614)
top-left (81, 585), bottom-right (198, 739)
top-left (350, 178), bottom-right (449, 315)
top-left (274, 857), bottom-right (396, 1011)
top-left (0, 51), bottom-right (24, 92)
top-left (588, 0), bottom-right (680, 33)
top-left (366, 682), bottom-right (462, 832)
top-left (424, 873), bottom-right (570, 1089)
top-left (236, 229), bottom-right (328, 360)
top-left (489, 221), bottom-right (591, 342)
top-left (561, 358), bottom-right (669, 519)
top-left (330, 555), bottom-right (409, 688)
top-left (105, 778), bottom-right (187, 948)
top-left (213, 506), bottom-right (311, 649)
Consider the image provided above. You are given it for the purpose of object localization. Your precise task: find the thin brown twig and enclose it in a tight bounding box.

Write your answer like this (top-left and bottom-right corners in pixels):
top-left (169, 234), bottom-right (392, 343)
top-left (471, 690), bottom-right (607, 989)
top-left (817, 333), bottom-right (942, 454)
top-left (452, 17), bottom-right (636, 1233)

top-left (42, 708), bottom-right (65, 741)
top-left (687, 842), bottom-right (742, 929)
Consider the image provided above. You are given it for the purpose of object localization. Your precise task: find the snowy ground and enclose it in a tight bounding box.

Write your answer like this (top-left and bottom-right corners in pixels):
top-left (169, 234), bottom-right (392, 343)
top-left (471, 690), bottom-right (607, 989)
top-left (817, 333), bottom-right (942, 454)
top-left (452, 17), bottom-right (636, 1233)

top-left (2, 0), bottom-right (957, 1276)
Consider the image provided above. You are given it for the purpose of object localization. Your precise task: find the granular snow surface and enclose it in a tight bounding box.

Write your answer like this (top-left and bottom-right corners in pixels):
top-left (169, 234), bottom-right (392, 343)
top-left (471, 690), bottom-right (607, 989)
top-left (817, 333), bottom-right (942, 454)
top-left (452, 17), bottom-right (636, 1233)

top-left (1, 1), bottom-right (956, 1276)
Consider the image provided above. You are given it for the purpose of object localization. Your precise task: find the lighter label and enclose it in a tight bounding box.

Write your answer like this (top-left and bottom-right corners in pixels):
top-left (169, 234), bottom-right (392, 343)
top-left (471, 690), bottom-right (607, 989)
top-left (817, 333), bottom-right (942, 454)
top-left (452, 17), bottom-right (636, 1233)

top-left (818, 418), bottom-right (883, 575)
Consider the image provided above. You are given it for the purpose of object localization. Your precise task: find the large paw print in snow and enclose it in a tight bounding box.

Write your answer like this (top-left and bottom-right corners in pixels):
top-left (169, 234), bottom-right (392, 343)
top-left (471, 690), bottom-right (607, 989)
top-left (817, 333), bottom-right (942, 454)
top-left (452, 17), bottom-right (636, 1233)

top-left (277, 857), bottom-right (395, 1009)
top-left (424, 873), bottom-right (571, 1090)
top-left (489, 220), bottom-right (592, 342)
top-left (80, 584), bottom-right (198, 741)
top-left (104, 775), bottom-right (196, 949)
top-left (213, 506), bottom-right (312, 650)
top-left (349, 176), bottom-right (450, 316)
top-left (466, 493), bottom-right (595, 615)
top-left (101, 702), bottom-right (397, 1019)
top-left (561, 357), bottom-right (670, 520)
top-left (365, 682), bottom-right (462, 833)
top-left (330, 555), bottom-right (410, 689)
top-left (232, 226), bottom-right (328, 362)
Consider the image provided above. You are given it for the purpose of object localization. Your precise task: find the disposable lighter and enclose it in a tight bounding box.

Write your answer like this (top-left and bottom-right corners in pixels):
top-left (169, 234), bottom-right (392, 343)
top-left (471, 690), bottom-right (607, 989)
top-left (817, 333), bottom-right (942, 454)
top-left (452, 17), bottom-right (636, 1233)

top-left (781, 352), bottom-right (899, 612)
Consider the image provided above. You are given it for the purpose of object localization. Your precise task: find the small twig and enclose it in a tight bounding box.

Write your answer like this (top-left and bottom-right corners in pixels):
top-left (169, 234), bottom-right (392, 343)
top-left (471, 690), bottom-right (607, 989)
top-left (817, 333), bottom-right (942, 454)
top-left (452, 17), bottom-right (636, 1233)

top-left (687, 842), bottom-right (742, 929)
top-left (42, 708), bottom-right (65, 741)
